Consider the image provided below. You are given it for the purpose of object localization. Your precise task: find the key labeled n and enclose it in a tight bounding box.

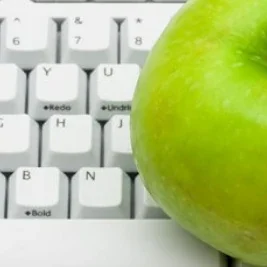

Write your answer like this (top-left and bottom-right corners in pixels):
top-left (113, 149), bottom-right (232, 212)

top-left (86, 171), bottom-right (95, 181)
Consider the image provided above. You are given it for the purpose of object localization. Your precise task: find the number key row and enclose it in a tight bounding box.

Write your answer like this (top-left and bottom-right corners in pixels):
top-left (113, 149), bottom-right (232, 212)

top-left (0, 15), bottom-right (173, 69)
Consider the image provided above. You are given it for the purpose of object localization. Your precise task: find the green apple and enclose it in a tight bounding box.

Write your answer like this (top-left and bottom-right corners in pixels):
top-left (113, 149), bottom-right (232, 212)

top-left (130, 0), bottom-right (267, 266)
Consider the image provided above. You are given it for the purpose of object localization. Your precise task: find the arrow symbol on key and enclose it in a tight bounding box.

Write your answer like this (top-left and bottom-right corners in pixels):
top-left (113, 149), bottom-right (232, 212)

top-left (25, 211), bottom-right (31, 216)
top-left (14, 18), bottom-right (21, 23)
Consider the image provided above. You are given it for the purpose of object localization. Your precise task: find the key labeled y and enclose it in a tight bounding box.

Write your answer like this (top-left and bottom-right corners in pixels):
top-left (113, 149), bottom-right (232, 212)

top-left (43, 67), bottom-right (52, 76)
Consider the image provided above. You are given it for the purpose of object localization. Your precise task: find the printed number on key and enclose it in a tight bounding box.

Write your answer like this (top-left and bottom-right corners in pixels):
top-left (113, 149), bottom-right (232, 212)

top-left (0, 16), bottom-right (57, 69)
top-left (61, 16), bottom-right (118, 69)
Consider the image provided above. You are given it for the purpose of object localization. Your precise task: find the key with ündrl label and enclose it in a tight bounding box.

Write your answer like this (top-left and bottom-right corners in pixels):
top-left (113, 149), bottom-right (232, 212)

top-left (89, 64), bottom-right (140, 120)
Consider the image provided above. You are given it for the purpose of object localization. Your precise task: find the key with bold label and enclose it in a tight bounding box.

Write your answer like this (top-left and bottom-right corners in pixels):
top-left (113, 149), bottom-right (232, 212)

top-left (28, 64), bottom-right (87, 120)
top-left (61, 16), bottom-right (118, 69)
top-left (71, 167), bottom-right (131, 218)
top-left (120, 15), bottom-right (172, 66)
top-left (8, 167), bottom-right (68, 219)
top-left (0, 64), bottom-right (26, 114)
top-left (0, 16), bottom-right (57, 69)
top-left (104, 115), bottom-right (136, 172)
top-left (0, 173), bottom-right (6, 218)
top-left (42, 115), bottom-right (101, 172)
top-left (0, 115), bottom-right (39, 172)
top-left (89, 64), bottom-right (140, 120)
top-left (134, 175), bottom-right (169, 219)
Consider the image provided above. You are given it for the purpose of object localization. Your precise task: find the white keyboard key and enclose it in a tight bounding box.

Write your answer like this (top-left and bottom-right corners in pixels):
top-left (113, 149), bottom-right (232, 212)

top-left (71, 167), bottom-right (131, 218)
top-left (61, 16), bottom-right (118, 69)
top-left (42, 115), bottom-right (101, 172)
top-left (0, 220), bottom-right (227, 267)
top-left (0, 115), bottom-right (39, 172)
top-left (0, 16), bottom-right (57, 69)
top-left (28, 64), bottom-right (87, 120)
top-left (8, 167), bottom-right (68, 219)
top-left (104, 115), bottom-right (136, 172)
top-left (89, 64), bottom-right (140, 120)
top-left (0, 64), bottom-right (26, 114)
top-left (0, 174), bottom-right (6, 218)
top-left (121, 15), bottom-right (172, 66)
top-left (134, 175), bottom-right (168, 219)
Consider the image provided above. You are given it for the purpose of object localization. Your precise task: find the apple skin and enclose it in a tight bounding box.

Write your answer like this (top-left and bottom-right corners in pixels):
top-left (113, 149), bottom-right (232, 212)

top-left (130, 0), bottom-right (267, 266)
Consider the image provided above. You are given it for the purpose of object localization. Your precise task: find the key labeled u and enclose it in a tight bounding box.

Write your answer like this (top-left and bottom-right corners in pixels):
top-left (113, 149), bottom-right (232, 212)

top-left (103, 67), bottom-right (113, 77)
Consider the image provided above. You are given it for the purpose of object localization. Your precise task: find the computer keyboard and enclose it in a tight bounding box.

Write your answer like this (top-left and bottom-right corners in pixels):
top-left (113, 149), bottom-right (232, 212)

top-left (0, 0), bottom-right (248, 266)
